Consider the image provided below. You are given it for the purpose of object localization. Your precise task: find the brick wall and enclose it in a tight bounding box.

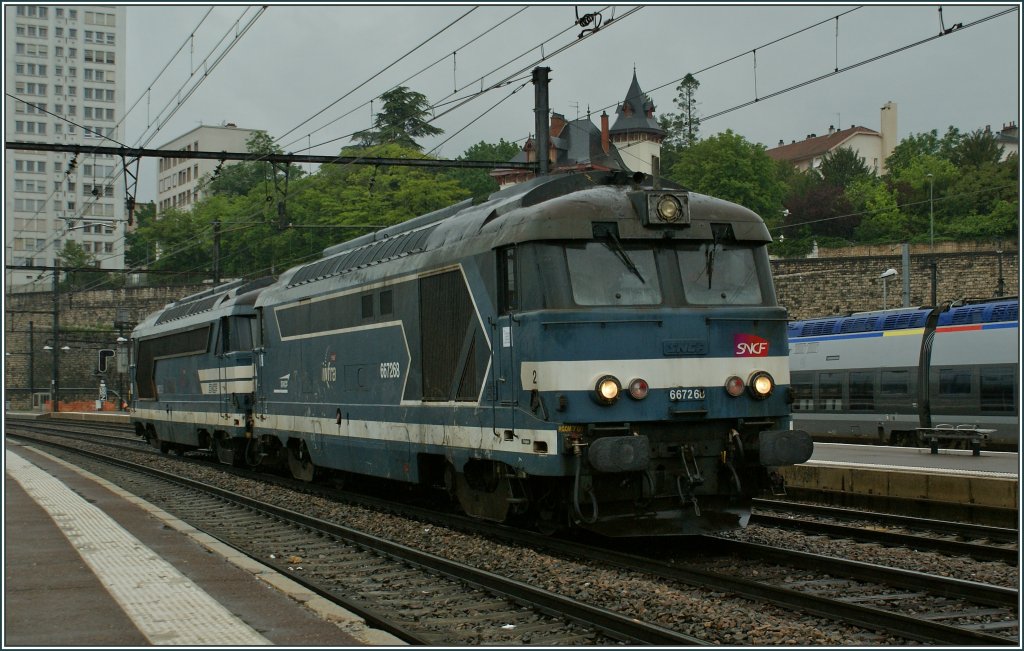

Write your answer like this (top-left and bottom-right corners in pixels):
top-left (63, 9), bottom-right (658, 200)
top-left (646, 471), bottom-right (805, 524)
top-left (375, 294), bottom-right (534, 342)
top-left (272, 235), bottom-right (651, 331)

top-left (773, 249), bottom-right (1018, 320)
top-left (4, 284), bottom-right (206, 410)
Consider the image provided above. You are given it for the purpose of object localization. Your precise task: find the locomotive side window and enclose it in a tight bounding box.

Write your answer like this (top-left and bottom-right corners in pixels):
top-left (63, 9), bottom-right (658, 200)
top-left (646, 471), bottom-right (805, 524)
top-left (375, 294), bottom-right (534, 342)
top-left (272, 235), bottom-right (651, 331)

top-left (848, 371), bottom-right (875, 410)
top-left (677, 244), bottom-right (763, 305)
top-left (135, 325), bottom-right (210, 400)
top-left (565, 243), bottom-right (661, 306)
top-left (380, 290), bottom-right (393, 315)
top-left (498, 247), bottom-right (517, 314)
top-left (980, 367), bottom-right (1016, 412)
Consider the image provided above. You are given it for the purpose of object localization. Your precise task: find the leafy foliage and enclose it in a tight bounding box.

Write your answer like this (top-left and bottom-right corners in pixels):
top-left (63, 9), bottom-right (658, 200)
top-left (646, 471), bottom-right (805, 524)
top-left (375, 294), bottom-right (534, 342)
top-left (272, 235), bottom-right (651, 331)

top-left (353, 87), bottom-right (443, 150)
top-left (667, 130), bottom-right (786, 224)
top-left (445, 138), bottom-right (522, 201)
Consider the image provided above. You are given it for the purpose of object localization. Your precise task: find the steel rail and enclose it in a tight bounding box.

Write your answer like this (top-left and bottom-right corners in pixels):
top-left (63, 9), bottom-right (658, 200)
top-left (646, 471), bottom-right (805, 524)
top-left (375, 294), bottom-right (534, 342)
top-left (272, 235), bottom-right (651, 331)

top-left (7, 432), bottom-right (705, 646)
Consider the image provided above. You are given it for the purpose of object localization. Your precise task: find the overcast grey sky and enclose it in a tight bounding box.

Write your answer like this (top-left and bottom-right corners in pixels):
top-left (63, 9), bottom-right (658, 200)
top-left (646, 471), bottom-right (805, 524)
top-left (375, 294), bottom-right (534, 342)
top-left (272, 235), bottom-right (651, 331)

top-left (124, 3), bottom-right (1021, 201)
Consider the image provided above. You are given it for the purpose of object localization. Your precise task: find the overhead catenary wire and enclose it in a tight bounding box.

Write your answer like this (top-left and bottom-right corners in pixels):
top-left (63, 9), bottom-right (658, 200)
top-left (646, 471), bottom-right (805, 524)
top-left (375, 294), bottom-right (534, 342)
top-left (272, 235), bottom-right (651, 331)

top-left (279, 6), bottom-right (530, 152)
top-left (276, 7), bottom-right (478, 144)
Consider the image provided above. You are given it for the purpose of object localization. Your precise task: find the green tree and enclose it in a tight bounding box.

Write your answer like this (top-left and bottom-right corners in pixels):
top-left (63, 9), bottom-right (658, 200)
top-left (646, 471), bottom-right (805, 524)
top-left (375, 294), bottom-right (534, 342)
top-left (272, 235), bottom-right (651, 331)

top-left (667, 129), bottom-right (786, 223)
top-left (354, 87), bottom-right (443, 150)
top-left (849, 178), bottom-right (905, 243)
top-left (56, 240), bottom-right (109, 290)
top-left (884, 126), bottom-right (961, 178)
top-left (447, 138), bottom-right (522, 200)
top-left (661, 74), bottom-right (701, 149)
top-left (818, 146), bottom-right (873, 188)
top-left (206, 130), bottom-right (304, 200)
top-left (124, 201), bottom-right (157, 268)
top-left (951, 128), bottom-right (1004, 168)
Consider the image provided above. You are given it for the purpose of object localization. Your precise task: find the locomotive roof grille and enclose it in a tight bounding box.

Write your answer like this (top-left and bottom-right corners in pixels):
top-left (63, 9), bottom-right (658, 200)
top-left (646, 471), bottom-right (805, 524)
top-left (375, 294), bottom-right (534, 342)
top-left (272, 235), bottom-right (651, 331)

top-left (155, 295), bottom-right (220, 325)
top-left (288, 226), bottom-right (436, 287)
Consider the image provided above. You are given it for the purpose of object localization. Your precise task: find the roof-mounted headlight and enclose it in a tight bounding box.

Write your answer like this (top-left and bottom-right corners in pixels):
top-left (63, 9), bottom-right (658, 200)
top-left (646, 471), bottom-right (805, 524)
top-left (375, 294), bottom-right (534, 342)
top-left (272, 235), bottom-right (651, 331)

top-left (644, 192), bottom-right (690, 226)
top-left (656, 195), bottom-right (682, 222)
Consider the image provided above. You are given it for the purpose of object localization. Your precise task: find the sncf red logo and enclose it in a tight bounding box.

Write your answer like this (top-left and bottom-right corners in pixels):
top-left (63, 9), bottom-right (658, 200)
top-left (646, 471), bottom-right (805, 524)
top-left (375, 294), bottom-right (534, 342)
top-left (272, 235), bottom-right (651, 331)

top-left (734, 334), bottom-right (769, 357)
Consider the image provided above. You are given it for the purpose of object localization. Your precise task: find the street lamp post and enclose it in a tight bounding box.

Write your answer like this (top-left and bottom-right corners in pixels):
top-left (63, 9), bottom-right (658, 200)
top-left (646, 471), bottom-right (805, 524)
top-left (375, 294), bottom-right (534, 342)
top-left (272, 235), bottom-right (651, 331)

top-left (927, 173), bottom-right (934, 251)
top-left (926, 173), bottom-right (937, 305)
top-left (879, 268), bottom-right (897, 310)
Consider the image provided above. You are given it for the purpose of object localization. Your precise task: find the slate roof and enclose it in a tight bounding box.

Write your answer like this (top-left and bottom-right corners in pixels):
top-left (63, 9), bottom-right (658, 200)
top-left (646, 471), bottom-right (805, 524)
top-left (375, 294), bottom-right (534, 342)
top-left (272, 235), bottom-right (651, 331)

top-left (609, 72), bottom-right (665, 136)
top-left (766, 126), bottom-right (879, 163)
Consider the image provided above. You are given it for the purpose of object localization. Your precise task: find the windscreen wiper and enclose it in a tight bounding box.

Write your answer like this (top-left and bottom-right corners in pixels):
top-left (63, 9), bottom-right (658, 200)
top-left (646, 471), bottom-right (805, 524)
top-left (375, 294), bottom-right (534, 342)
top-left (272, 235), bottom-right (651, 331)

top-left (603, 230), bottom-right (645, 284)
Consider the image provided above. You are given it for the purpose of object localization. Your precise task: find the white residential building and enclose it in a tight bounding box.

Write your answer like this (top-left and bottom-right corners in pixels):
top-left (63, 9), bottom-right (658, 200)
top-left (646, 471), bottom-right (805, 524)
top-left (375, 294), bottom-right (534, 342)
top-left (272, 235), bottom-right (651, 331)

top-left (155, 124), bottom-right (260, 216)
top-left (5, 4), bottom-right (127, 292)
top-left (767, 101), bottom-right (898, 176)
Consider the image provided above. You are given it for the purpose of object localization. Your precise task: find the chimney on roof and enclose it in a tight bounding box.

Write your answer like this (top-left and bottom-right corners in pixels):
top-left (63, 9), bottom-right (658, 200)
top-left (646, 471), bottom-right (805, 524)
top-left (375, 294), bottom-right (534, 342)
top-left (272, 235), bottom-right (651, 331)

top-left (550, 112), bottom-right (566, 138)
top-left (985, 124), bottom-right (991, 133)
top-left (601, 112), bottom-right (609, 154)
top-left (226, 123), bottom-right (236, 128)
top-left (778, 139), bottom-right (784, 146)
top-left (828, 125), bottom-right (835, 135)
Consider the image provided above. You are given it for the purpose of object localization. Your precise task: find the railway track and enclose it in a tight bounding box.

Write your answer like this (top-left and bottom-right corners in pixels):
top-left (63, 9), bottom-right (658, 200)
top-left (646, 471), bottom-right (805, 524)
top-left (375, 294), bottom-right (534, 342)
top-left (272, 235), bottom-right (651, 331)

top-left (751, 498), bottom-right (1019, 565)
top-left (8, 422), bottom-right (1018, 645)
top-left (7, 433), bottom-right (700, 646)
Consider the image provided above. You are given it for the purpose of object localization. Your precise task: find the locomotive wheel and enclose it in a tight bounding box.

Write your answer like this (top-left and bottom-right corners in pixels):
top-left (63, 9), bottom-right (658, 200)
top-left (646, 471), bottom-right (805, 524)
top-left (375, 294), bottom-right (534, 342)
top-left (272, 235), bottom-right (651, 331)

top-left (148, 427), bottom-right (169, 454)
top-left (287, 441), bottom-right (316, 482)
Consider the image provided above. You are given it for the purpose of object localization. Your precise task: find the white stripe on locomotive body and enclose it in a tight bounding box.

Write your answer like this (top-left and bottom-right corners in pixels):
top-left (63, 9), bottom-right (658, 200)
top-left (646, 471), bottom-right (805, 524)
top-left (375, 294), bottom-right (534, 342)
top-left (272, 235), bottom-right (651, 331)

top-left (134, 407), bottom-right (556, 455)
top-left (521, 356), bottom-right (791, 392)
top-left (196, 364), bottom-right (255, 396)
top-left (134, 405), bottom-right (247, 427)
top-left (197, 365), bottom-right (254, 381)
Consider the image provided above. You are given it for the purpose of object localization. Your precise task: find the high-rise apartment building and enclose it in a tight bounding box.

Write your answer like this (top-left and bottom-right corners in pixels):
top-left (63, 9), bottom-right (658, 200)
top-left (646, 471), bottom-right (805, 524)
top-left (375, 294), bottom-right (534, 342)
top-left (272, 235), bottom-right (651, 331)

top-left (5, 4), bottom-right (127, 292)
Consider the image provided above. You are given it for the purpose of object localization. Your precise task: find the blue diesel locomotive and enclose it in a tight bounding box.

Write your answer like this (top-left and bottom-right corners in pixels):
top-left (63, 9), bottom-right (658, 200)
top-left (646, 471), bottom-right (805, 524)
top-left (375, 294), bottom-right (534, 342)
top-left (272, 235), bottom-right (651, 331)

top-left (788, 298), bottom-right (1019, 449)
top-left (131, 171), bottom-right (812, 535)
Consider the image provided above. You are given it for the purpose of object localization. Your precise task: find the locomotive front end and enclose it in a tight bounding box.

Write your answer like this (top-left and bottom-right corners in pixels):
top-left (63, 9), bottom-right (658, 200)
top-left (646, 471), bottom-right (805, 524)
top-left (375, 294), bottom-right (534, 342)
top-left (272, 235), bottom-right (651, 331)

top-left (496, 177), bottom-right (812, 535)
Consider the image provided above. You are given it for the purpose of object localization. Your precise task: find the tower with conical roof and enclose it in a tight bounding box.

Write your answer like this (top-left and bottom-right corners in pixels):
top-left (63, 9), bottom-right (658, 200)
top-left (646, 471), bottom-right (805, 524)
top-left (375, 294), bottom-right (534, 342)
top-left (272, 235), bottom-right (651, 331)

top-left (609, 71), bottom-right (665, 175)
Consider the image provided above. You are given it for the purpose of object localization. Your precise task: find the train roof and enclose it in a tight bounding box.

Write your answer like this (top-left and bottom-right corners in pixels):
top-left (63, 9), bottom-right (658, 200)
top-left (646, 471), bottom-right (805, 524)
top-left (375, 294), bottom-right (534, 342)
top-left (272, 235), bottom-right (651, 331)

top-left (273, 171), bottom-right (770, 292)
top-left (788, 306), bottom-right (933, 338)
top-left (936, 298), bottom-right (1018, 327)
top-left (788, 298), bottom-right (1019, 339)
top-left (133, 276), bottom-right (275, 337)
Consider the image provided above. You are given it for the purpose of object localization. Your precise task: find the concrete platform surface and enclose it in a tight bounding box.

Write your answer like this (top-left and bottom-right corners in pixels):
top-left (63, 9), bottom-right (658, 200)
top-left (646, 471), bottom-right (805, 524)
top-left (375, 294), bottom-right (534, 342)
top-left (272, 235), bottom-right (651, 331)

top-left (4, 440), bottom-right (404, 647)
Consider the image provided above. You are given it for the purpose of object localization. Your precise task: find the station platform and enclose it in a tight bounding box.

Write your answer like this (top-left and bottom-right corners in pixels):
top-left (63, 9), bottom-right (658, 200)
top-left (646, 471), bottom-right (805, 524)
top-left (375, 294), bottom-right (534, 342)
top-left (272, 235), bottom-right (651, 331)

top-left (779, 442), bottom-right (1019, 511)
top-left (3, 438), bottom-right (404, 647)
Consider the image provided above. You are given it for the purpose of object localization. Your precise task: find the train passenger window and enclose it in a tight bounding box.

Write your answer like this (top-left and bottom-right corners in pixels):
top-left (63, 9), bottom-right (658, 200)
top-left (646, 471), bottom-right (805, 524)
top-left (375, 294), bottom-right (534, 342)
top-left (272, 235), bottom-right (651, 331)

top-left (848, 371), bottom-right (875, 410)
top-left (565, 243), bottom-right (661, 306)
top-left (980, 369), bottom-right (1016, 412)
top-left (790, 380), bottom-right (813, 411)
top-left (880, 370), bottom-right (909, 395)
top-left (938, 368), bottom-right (972, 395)
top-left (677, 244), bottom-right (763, 305)
top-left (817, 372), bottom-right (842, 411)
